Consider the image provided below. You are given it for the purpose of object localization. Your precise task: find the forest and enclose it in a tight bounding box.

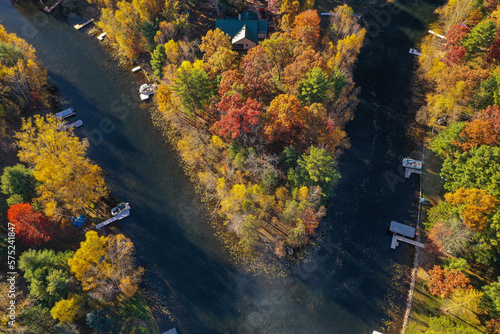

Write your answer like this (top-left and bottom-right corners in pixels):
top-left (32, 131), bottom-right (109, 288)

top-left (0, 24), bottom-right (151, 334)
top-left (90, 0), bottom-right (366, 256)
top-left (410, 0), bottom-right (500, 332)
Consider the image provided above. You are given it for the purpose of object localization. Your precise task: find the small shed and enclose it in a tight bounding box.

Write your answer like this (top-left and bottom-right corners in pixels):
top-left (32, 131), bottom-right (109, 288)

top-left (389, 221), bottom-right (415, 239)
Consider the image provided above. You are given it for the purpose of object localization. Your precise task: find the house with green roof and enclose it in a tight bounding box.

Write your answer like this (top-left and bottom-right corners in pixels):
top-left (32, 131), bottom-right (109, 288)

top-left (215, 10), bottom-right (268, 50)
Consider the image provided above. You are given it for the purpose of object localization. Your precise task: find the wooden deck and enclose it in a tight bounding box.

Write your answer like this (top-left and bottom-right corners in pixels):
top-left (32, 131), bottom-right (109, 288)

top-left (404, 168), bottom-right (424, 179)
top-left (391, 234), bottom-right (425, 249)
top-left (96, 208), bottom-right (131, 229)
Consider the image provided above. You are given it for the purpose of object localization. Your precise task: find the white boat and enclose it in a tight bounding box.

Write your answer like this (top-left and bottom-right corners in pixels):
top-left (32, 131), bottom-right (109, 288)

top-left (132, 66), bottom-right (142, 73)
top-left (139, 83), bottom-right (157, 100)
top-left (55, 108), bottom-right (75, 119)
top-left (97, 32), bottom-right (106, 41)
top-left (60, 120), bottom-right (83, 131)
top-left (409, 48), bottom-right (423, 56)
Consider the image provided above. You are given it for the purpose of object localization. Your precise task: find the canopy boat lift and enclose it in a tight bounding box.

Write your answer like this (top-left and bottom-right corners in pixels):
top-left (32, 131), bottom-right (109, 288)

top-left (402, 157), bottom-right (424, 178)
top-left (139, 84), bottom-right (157, 100)
top-left (389, 221), bottom-right (425, 249)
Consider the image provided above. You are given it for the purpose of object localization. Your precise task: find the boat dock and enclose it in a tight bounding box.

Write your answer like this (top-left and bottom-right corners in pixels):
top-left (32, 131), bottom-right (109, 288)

top-left (60, 120), bottom-right (83, 131)
top-left (74, 18), bottom-right (94, 30)
top-left (389, 221), bottom-right (425, 249)
top-left (96, 203), bottom-right (131, 229)
top-left (55, 108), bottom-right (76, 119)
top-left (96, 208), bottom-right (131, 229)
top-left (44, 0), bottom-right (63, 12)
top-left (409, 48), bottom-right (422, 56)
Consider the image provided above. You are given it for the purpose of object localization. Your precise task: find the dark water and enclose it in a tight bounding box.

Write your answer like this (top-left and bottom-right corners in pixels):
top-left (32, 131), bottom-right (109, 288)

top-left (0, 0), bottom-right (442, 333)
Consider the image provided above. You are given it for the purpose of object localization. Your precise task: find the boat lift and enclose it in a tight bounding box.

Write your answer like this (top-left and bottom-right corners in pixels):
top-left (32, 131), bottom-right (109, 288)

top-left (139, 83), bottom-right (158, 100)
top-left (402, 157), bottom-right (424, 178)
top-left (409, 48), bottom-right (423, 56)
top-left (389, 221), bottom-right (425, 249)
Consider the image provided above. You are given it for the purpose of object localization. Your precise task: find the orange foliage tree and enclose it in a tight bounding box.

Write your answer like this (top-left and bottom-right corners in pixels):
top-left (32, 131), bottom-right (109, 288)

top-left (454, 119), bottom-right (498, 150)
top-left (292, 9), bottom-right (321, 47)
top-left (263, 94), bottom-right (307, 144)
top-left (7, 203), bottom-right (51, 246)
top-left (428, 265), bottom-right (472, 298)
top-left (445, 188), bottom-right (499, 231)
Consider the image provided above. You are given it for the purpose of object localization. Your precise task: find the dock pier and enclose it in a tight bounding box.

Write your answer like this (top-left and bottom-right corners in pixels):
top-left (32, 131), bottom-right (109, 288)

top-left (74, 18), bottom-right (94, 30)
top-left (96, 203), bottom-right (131, 229)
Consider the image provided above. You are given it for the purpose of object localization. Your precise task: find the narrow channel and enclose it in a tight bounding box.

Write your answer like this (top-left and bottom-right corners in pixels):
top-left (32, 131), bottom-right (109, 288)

top-left (0, 0), bottom-right (442, 333)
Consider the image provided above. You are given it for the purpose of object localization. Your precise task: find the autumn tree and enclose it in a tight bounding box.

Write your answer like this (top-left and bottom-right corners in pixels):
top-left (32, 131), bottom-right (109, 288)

top-left (441, 145), bottom-right (500, 198)
top-left (454, 119), bottom-right (498, 150)
top-left (283, 48), bottom-right (326, 92)
top-left (8, 203), bottom-right (51, 246)
top-left (18, 249), bottom-right (74, 305)
top-left (210, 93), bottom-right (262, 140)
top-left (483, 277), bottom-right (500, 316)
top-left (445, 188), bottom-right (499, 231)
top-left (241, 45), bottom-right (274, 99)
top-left (16, 114), bottom-right (108, 218)
top-left (97, 2), bottom-right (144, 60)
top-left (427, 265), bottom-right (471, 298)
top-left (443, 288), bottom-right (484, 323)
top-left (264, 94), bottom-right (308, 144)
top-left (260, 33), bottom-right (297, 87)
top-left (68, 231), bottom-right (144, 302)
top-left (199, 28), bottom-right (232, 61)
top-left (477, 105), bottom-right (500, 137)
top-left (292, 10), bottom-right (321, 47)
top-left (50, 294), bottom-right (84, 322)
top-left (1, 164), bottom-right (38, 206)
top-left (428, 219), bottom-right (474, 255)
top-left (218, 70), bottom-right (247, 98)
top-left (330, 4), bottom-right (362, 42)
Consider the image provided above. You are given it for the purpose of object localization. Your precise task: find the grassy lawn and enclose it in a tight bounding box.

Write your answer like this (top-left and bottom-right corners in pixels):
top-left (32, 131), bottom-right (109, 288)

top-left (406, 145), bottom-right (491, 334)
top-left (115, 293), bottom-right (159, 334)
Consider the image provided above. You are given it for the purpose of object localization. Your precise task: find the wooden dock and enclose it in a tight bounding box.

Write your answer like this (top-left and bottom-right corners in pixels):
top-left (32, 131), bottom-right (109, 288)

top-left (404, 168), bottom-right (424, 179)
top-left (96, 208), bottom-right (131, 229)
top-left (44, 0), bottom-right (63, 13)
top-left (74, 18), bottom-right (94, 30)
top-left (60, 120), bottom-right (83, 131)
top-left (391, 234), bottom-right (425, 249)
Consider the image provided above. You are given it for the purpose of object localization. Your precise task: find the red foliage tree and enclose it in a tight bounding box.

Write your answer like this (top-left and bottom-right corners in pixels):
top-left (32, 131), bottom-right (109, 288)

top-left (444, 46), bottom-right (467, 65)
top-left (211, 93), bottom-right (262, 140)
top-left (487, 38), bottom-right (500, 63)
top-left (7, 203), bottom-right (51, 246)
top-left (241, 45), bottom-right (274, 99)
top-left (218, 70), bottom-right (246, 97)
top-left (477, 105), bottom-right (500, 136)
top-left (428, 265), bottom-right (472, 298)
top-left (445, 23), bottom-right (470, 48)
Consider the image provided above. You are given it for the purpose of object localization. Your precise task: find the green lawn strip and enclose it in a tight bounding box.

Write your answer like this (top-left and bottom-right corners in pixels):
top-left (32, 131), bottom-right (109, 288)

top-left (406, 144), bottom-right (490, 333)
top-left (116, 293), bottom-right (159, 334)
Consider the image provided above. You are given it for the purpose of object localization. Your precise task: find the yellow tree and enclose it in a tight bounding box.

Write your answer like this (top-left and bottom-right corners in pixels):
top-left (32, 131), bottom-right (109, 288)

top-left (443, 288), bottom-right (484, 324)
top-left (68, 231), bottom-right (144, 302)
top-left (199, 28), bottom-right (232, 61)
top-left (329, 29), bottom-right (366, 73)
top-left (445, 188), bottom-right (499, 231)
top-left (50, 294), bottom-right (84, 322)
top-left (16, 114), bottom-right (108, 218)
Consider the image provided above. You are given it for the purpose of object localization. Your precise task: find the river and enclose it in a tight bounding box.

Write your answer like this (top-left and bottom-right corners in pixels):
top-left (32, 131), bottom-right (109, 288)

top-left (0, 0), bottom-right (441, 333)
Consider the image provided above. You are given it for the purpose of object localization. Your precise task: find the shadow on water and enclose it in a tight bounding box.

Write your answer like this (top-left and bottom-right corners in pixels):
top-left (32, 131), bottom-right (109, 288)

top-left (0, 0), bottom-right (443, 332)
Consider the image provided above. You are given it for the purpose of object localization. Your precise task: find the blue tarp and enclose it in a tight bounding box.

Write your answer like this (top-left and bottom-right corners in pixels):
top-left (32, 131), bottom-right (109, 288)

top-left (72, 215), bottom-right (87, 228)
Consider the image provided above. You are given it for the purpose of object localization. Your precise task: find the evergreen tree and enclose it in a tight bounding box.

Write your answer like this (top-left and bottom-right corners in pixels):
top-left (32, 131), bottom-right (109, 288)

top-left (150, 44), bottom-right (166, 78)
top-left (462, 20), bottom-right (496, 56)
